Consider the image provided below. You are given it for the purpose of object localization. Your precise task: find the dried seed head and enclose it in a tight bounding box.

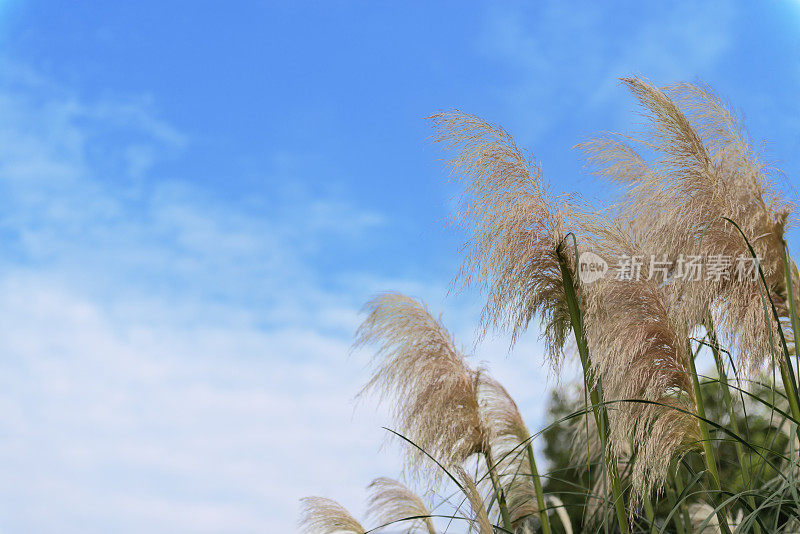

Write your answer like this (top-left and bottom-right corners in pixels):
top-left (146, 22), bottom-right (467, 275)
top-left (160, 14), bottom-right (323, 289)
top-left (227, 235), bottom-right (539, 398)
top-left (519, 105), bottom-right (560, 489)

top-left (366, 477), bottom-right (436, 534)
top-left (477, 373), bottom-right (541, 527)
top-left (429, 110), bottom-right (574, 370)
top-left (579, 76), bottom-right (795, 375)
top-left (574, 210), bottom-right (701, 508)
top-left (453, 466), bottom-right (494, 534)
top-left (299, 497), bottom-right (366, 534)
top-left (354, 292), bottom-right (488, 484)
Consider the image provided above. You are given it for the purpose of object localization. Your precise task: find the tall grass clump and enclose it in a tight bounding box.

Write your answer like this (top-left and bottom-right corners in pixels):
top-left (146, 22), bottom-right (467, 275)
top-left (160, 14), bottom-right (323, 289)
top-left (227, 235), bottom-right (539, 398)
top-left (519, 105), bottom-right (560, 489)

top-left (299, 76), bottom-right (800, 533)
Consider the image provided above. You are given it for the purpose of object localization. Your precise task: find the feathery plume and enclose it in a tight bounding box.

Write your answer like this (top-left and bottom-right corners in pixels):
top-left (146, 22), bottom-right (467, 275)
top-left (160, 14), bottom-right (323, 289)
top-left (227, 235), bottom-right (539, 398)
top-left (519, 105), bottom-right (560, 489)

top-left (664, 79), bottom-right (794, 372)
top-left (453, 467), bottom-right (494, 534)
top-left (577, 210), bottom-right (701, 506)
top-left (366, 477), bottom-right (436, 534)
top-left (545, 495), bottom-right (574, 534)
top-left (579, 76), bottom-right (795, 375)
top-left (429, 110), bottom-right (573, 369)
top-left (477, 373), bottom-right (541, 527)
top-left (478, 373), bottom-right (530, 446)
top-left (354, 292), bottom-right (487, 483)
top-left (299, 497), bottom-right (366, 534)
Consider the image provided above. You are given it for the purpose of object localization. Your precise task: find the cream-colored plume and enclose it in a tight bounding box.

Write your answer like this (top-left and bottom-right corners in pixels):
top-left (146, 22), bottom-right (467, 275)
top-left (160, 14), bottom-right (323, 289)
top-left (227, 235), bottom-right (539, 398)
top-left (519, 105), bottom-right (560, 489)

top-left (354, 292), bottom-right (488, 483)
top-left (477, 373), bottom-right (541, 527)
top-left (366, 477), bottom-right (436, 534)
top-left (299, 497), bottom-right (366, 534)
top-left (579, 76), bottom-right (795, 375)
top-left (453, 467), bottom-right (494, 534)
top-left (429, 111), bottom-right (573, 369)
top-left (577, 211), bottom-right (701, 507)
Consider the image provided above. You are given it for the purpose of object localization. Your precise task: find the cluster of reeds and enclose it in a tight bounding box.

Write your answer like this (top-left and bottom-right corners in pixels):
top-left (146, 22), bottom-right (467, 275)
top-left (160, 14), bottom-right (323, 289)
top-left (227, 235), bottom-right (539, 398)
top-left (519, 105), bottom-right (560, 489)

top-left (299, 76), bottom-right (800, 533)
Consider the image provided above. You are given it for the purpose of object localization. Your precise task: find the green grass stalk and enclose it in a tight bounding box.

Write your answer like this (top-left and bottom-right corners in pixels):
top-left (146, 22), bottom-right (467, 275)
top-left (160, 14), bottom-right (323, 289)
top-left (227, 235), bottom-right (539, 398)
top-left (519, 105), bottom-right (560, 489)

top-left (485, 449), bottom-right (513, 532)
top-left (556, 247), bottom-right (629, 534)
top-left (525, 443), bottom-right (553, 534)
top-left (664, 479), bottom-right (686, 534)
top-left (783, 246), bottom-right (800, 382)
top-left (642, 494), bottom-right (657, 534)
top-left (672, 467), bottom-right (693, 534)
top-left (782, 246), bottom-right (800, 432)
top-left (687, 340), bottom-right (732, 534)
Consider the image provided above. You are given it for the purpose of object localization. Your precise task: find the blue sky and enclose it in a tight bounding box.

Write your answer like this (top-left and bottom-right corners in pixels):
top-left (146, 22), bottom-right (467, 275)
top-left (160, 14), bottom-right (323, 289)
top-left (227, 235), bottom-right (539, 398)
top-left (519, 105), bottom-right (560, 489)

top-left (0, 1), bottom-right (799, 532)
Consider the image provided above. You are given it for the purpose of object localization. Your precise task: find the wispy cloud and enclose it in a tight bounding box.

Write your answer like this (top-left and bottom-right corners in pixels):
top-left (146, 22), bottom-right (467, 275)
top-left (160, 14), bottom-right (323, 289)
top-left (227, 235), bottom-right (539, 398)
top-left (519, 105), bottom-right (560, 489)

top-left (0, 40), bottom-right (572, 534)
top-left (0, 66), bottom-right (409, 532)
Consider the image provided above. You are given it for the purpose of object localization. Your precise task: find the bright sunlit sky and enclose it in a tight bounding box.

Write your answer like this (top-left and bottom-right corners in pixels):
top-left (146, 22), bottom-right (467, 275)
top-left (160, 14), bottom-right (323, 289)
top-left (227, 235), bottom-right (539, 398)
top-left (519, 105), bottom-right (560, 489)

top-left (0, 1), bottom-right (799, 532)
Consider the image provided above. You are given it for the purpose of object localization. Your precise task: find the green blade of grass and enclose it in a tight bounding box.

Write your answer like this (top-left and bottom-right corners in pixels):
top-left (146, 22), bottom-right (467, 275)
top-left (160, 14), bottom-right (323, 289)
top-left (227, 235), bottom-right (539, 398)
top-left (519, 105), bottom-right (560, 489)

top-left (687, 339), bottom-right (733, 534)
top-left (557, 239), bottom-right (629, 534)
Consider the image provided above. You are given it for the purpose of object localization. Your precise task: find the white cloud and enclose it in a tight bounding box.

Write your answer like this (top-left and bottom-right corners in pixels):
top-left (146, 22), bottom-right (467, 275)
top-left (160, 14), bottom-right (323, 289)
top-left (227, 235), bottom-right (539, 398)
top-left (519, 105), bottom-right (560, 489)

top-left (0, 68), bottom-right (402, 532)
top-left (0, 64), bottom-right (560, 532)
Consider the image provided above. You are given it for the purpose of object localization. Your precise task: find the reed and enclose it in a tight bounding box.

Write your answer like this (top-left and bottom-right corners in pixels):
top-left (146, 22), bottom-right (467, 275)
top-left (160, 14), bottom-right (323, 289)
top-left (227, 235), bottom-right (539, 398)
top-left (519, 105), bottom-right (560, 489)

top-left (367, 478), bottom-right (437, 534)
top-left (299, 75), bottom-right (800, 532)
top-left (299, 497), bottom-right (366, 534)
top-left (430, 109), bottom-right (628, 532)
